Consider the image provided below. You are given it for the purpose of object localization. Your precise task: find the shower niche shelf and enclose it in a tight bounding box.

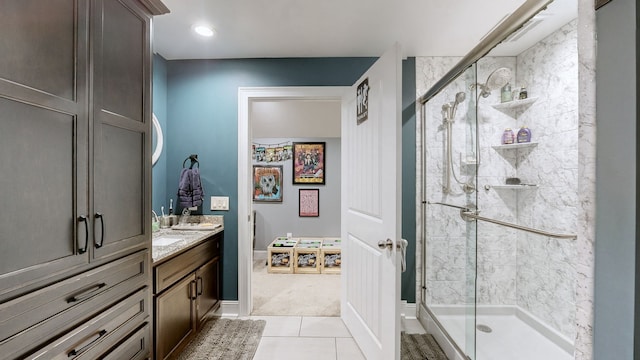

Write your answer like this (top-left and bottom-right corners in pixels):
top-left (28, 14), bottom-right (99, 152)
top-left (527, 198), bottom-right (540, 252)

top-left (490, 97), bottom-right (538, 111)
top-left (491, 142), bottom-right (538, 151)
top-left (491, 184), bottom-right (538, 190)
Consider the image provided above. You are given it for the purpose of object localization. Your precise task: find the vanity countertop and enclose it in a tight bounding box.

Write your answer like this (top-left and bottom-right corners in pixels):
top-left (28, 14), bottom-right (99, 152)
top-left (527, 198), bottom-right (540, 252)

top-left (152, 215), bottom-right (223, 263)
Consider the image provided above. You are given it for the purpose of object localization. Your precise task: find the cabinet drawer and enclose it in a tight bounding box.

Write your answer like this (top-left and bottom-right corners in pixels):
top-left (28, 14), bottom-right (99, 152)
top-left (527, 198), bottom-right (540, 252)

top-left (101, 323), bottom-right (150, 360)
top-left (154, 237), bottom-right (218, 293)
top-left (0, 251), bottom-right (149, 359)
top-left (28, 287), bottom-right (149, 360)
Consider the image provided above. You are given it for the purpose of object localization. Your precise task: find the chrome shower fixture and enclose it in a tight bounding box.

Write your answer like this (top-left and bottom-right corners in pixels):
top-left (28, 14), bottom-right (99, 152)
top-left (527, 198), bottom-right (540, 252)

top-left (472, 67), bottom-right (512, 98)
top-left (442, 91), bottom-right (467, 122)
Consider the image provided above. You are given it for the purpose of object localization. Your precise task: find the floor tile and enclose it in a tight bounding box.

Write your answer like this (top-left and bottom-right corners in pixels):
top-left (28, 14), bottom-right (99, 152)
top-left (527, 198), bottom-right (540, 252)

top-left (253, 337), bottom-right (337, 360)
top-left (336, 337), bottom-right (365, 360)
top-left (299, 316), bottom-right (352, 338)
top-left (250, 315), bottom-right (302, 337)
top-left (402, 317), bottom-right (427, 334)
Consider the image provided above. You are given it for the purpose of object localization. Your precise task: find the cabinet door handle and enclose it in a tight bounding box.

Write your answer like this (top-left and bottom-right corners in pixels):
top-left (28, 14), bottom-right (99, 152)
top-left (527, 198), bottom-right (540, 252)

top-left (94, 213), bottom-right (105, 248)
top-left (190, 280), bottom-right (197, 300)
top-left (197, 276), bottom-right (203, 296)
top-left (77, 215), bottom-right (89, 254)
top-left (67, 283), bottom-right (107, 303)
top-left (67, 329), bottom-right (107, 357)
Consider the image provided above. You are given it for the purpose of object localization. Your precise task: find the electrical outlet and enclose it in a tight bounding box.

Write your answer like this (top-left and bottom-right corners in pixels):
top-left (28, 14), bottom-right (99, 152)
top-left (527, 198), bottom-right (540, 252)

top-left (210, 196), bottom-right (229, 211)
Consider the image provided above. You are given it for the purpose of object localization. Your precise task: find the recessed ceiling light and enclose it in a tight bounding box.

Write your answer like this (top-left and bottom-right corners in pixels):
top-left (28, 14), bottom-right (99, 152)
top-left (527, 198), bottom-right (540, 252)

top-left (193, 25), bottom-right (214, 37)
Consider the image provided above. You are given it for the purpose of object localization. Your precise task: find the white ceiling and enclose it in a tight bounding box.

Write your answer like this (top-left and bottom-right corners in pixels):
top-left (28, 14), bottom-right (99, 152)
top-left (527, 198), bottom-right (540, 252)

top-left (152, 0), bottom-right (579, 60)
top-left (153, 1), bottom-right (577, 139)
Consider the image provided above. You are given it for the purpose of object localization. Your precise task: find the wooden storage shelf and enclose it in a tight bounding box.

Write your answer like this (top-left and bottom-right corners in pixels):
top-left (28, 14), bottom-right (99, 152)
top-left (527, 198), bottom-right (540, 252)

top-left (267, 237), bottom-right (298, 274)
top-left (294, 247), bottom-right (321, 274)
top-left (267, 237), bottom-right (341, 274)
top-left (321, 248), bottom-right (342, 274)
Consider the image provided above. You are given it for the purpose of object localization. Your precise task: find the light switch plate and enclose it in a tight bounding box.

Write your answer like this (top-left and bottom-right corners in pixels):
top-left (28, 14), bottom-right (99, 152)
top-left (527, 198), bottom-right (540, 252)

top-left (210, 196), bottom-right (229, 211)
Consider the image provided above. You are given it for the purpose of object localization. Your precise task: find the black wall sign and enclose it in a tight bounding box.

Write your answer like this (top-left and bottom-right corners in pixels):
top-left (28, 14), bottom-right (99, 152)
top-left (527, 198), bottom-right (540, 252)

top-left (356, 78), bottom-right (369, 125)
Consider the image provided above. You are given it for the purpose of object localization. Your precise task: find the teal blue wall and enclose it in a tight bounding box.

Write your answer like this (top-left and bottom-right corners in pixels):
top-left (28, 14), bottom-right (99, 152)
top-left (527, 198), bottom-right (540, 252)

top-left (401, 58), bottom-right (416, 303)
top-left (152, 54), bottom-right (168, 216)
top-left (154, 56), bottom-right (417, 302)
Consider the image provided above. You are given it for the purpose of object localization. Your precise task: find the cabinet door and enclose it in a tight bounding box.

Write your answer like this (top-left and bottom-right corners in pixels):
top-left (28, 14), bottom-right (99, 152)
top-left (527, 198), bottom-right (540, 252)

top-left (196, 256), bottom-right (221, 328)
top-left (0, 0), bottom-right (90, 300)
top-left (155, 274), bottom-right (197, 360)
top-left (92, 0), bottom-right (152, 261)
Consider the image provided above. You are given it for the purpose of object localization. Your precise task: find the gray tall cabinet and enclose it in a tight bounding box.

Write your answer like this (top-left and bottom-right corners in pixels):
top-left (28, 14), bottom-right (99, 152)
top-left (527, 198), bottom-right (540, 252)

top-left (0, 0), bottom-right (168, 358)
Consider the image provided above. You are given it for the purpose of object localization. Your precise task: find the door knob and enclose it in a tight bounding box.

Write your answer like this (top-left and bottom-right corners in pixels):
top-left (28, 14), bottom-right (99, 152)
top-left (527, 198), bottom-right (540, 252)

top-left (377, 238), bottom-right (393, 250)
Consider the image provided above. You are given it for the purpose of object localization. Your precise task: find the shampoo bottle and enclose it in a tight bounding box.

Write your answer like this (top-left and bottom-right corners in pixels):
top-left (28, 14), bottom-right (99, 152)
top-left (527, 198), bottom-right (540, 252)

top-left (517, 126), bottom-right (531, 143)
top-left (501, 128), bottom-right (515, 144)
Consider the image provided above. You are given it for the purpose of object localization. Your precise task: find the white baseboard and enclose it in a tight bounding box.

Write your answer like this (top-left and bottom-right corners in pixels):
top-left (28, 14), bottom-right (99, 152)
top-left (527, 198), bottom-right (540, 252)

top-left (401, 301), bottom-right (417, 319)
top-left (215, 300), bottom-right (239, 317)
top-left (253, 250), bottom-right (267, 261)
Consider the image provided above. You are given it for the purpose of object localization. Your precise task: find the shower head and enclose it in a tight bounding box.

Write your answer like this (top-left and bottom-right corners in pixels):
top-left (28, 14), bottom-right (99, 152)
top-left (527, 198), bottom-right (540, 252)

top-left (451, 92), bottom-right (466, 119)
top-left (442, 92), bottom-right (466, 122)
top-left (476, 67), bottom-right (512, 98)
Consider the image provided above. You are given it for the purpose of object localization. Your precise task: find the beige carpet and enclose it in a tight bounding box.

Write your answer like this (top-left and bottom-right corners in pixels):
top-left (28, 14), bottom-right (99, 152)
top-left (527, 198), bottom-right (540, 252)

top-left (251, 259), bottom-right (340, 316)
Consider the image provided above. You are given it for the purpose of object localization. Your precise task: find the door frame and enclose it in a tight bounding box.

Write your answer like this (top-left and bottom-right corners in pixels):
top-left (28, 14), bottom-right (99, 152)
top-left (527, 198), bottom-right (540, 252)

top-left (237, 86), bottom-right (349, 316)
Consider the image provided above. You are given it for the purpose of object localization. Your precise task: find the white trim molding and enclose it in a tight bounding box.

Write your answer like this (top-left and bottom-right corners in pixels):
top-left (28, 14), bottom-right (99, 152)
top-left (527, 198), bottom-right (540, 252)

top-left (215, 301), bottom-right (240, 318)
top-left (237, 86), bottom-right (349, 317)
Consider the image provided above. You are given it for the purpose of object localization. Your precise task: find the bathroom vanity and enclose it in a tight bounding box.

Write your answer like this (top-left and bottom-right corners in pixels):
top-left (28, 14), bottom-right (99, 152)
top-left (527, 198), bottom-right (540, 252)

top-left (152, 222), bottom-right (223, 360)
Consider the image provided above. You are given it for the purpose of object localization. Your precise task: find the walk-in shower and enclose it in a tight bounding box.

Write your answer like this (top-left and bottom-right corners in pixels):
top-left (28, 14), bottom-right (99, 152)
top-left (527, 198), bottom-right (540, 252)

top-left (417, 1), bottom-right (580, 359)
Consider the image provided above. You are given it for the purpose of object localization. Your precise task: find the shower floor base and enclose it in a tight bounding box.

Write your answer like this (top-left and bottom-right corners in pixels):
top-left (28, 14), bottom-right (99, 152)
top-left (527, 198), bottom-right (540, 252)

top-left (423, 305), bottom-right (573, 360)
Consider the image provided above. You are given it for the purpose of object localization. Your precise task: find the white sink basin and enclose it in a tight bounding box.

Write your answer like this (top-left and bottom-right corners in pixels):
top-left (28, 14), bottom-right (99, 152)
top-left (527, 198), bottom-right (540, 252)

top-left (153, 237), bottom-right (183, 246)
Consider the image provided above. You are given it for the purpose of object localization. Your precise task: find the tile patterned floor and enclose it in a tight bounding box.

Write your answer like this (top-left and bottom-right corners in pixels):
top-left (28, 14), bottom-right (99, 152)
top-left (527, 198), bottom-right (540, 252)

top-left (244, 316), bottom-right (426, 360)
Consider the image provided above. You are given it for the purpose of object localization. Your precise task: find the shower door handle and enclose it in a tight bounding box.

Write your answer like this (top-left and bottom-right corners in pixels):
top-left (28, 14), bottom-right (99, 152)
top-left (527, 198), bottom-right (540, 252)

top-left (377, 238), bottom-right (394, 251)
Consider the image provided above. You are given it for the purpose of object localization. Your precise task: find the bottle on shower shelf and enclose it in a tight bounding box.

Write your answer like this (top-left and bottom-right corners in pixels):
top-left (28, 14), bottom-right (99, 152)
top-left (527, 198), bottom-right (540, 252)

top-left (501, 82), bottom-right (512, 103)
top-left (501, 128), bottom-right (515, 145)
top-left (517, 126), bottom-right (531, 143)
top-left (519, 86), bottom-right (528, 100)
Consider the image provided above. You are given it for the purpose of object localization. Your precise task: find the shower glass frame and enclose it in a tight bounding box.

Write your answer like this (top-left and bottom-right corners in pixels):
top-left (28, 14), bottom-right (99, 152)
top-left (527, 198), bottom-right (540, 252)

top-left (422, 63), bottom-right (480, 359)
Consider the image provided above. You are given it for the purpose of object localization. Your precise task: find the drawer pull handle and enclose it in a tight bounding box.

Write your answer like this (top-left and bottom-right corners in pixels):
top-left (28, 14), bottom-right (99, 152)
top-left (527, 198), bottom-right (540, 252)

top-left (68, 329), bottom-right (107, 357)
top-left (67, 283), bottom-right (107, 303)
top-left (94, 213), bottom-right (105, 248)
top-left (77, 215), bottom-right (89, 254)
top-left (190, 280), bottom-right (197, 300)
top-left (197, 276), bottom-right (203, 296)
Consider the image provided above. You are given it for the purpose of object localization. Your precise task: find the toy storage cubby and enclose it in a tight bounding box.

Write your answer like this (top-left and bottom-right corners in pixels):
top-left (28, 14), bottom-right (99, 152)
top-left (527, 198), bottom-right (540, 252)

top-left (321, 238), bottom-right (342, 274)
top-left (267, 236), bottom-right (342, 274)
top-left (294, 238), bottom-right (322, 274)
top-left (267, 237), bottom-right (298, 274)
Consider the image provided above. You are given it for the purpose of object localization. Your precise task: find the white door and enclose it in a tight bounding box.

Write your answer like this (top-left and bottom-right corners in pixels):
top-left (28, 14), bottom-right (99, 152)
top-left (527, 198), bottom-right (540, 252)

top-left (341, 43), bottom-right (402, 360)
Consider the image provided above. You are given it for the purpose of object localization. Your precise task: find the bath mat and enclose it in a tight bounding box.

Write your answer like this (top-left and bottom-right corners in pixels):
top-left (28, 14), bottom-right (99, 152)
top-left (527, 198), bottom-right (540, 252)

top-left (401, 332), bottom-right (448, 360)
top-left (175, 318), bottom-right (266, 360)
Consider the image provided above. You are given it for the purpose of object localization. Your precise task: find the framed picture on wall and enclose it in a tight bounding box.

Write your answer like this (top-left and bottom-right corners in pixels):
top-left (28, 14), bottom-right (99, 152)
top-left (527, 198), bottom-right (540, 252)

top-left (292, 142), bottom-right (325, 184)
top-left (253, 165), bottom-right (283, 202)
top-left (299, 189), bottom-right (319, 217)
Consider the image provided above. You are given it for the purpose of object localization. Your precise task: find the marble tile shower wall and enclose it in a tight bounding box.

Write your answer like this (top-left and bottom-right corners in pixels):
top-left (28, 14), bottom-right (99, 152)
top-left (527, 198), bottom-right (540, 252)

top-left (514, 20), bottom-right (578, 339)
top-left (418, 20), bottom-right (578, 340)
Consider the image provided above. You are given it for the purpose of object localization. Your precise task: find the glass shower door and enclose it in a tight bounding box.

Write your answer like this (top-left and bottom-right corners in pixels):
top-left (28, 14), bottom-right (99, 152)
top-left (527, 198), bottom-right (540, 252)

top-left (421, 62), bottom-right (479, 360)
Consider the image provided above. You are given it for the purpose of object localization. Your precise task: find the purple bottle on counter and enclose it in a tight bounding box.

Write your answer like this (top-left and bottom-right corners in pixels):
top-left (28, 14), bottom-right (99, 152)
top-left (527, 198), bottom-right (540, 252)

top-left (501, 128), bottom-right (515, 144)
top-left (517, 126), bottom-right (531, 143)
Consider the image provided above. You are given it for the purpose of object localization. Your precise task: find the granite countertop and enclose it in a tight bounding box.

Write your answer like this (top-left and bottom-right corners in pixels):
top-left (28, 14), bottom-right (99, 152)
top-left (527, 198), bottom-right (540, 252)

top-left (152, 215), bottom-right (223, 263)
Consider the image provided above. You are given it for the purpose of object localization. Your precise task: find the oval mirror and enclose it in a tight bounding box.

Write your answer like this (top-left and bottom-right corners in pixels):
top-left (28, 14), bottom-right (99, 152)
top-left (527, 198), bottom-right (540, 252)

top-left (152, 113), bottom-right (163, 166)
